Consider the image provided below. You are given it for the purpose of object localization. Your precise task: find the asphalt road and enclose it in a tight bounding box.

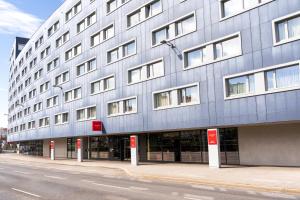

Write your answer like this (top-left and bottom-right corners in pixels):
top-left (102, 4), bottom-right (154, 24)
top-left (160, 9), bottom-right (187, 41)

top-left (0, 159), bottom-right (299, 200)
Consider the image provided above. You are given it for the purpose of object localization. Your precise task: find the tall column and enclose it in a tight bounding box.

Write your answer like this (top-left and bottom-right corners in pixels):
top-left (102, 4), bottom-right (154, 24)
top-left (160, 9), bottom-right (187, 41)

top-left (130, 135), bottom-right (139, 166)
top-left (16, 143), bottom-right (20, 154)
top-left (77, 138), bottom-right (83, 162)
top-left (50, 140), bottom-right (55, 160)
top-left (207, 129), bottom-right (221, 168)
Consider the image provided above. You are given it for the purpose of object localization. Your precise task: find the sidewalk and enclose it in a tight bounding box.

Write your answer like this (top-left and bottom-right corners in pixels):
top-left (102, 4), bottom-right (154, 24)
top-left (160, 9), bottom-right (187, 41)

top-left (1, 153), bottom-right (300, 194)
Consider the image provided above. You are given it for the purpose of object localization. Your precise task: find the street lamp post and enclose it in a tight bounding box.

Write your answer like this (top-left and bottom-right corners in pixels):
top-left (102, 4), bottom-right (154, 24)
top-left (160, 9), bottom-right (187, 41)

top-left (160, 40), bottom-right (183, 60)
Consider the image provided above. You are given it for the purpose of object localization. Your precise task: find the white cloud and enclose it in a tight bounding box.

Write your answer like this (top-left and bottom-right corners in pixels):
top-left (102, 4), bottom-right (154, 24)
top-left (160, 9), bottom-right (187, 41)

top-left (0, 0), bottom-right (43, 37)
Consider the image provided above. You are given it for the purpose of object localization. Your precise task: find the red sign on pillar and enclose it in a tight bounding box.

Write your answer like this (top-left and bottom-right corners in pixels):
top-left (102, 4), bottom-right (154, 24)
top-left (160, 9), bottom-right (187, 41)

top-left (50, 141), bottom-right (55, 149)
top-left (207, 129), bottom-right (218, 145)
top-left (92, 121), bottom-right (103, 131)
top-left (130, 136), bottom-right (136, 148)
top-left (76, 139), bottom-right (81, 149)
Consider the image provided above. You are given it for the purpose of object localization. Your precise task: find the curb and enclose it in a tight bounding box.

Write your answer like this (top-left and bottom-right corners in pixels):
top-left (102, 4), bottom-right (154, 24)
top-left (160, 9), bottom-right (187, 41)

top-left (4, 155), bottom-right (300, 195)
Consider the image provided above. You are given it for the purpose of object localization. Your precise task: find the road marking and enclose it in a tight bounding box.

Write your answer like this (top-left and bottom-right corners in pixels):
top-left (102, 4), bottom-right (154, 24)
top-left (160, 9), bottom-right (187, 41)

top-left (260, 192), bottom-right (296, 199)
top-left (129, 186), bottom-right (149, 191)
top-left (191, 185), bottom-right (215, 191)
top-left (184, 194), bottom-right (214, 200)
top-left (14, 170), bottom-right (30, 175)
top-left (11, 188), bottom-right (41, 198)
top-left (93, 183), bottom-right (129, 190)
top-left (103, 175), bottom-right (117, 178)
top-left (44, 175), bottom-right (66, 180)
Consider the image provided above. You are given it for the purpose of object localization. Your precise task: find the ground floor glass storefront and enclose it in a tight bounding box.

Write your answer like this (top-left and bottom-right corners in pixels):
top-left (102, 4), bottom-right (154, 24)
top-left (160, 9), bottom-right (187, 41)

top-left (19, 140), bottom-right (43, 156)
top-left (89, 128), bottom-right (239, 164)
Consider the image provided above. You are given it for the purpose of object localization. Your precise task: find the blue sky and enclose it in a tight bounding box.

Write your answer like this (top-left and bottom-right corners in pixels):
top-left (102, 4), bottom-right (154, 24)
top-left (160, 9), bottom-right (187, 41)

top-left (0, 0), bottom-right (63, 127)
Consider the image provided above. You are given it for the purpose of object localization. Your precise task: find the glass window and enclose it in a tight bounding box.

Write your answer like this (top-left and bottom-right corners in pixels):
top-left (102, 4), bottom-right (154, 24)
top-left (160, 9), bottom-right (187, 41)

top-left (77, 20), bottom-right (85, 33)
top-left (104, 76), bottom-right (115, 90)
top-left (128, 11), bottom-right (141, 27)
top-left (108, 49), bottom-right (118, 63)
top-left (108, 102), bottom-right (119, 115)
top-left (62, 113), bottom-right (69, 123)
top-left (87, 12), bottom-right (96, 26)
top-left (178, 86), bottom-right (199, 104)
top-left (227, 74), bottom-right (255, 96)
top-left (87, 107), bottom-right (96, 119)
top-left (153, 28), bottom-right (167, 45)
top-left (77, 64), bottom-right (85, 76)
top-left (147, 0), bottom-right (161, 17)
top-left (287, 16), bottom-right (300, 39)
top-left (88, 59), bottom-right (96, 71)
top-left (214, 36), bottom-right (240, 59)
top-left (77, 109), bottom-right (85, 120)
top-left (91, 81), bottom-right (101, 94)
top-left (176, 15), bottom-right (195, 36)
top-left (185, 47), bottom-right (207, 67)
top-left (123, 41), bottom-right (135, 57)
top-left (104, 25), bottom-right (114, 40)
top-left (129, 68), bottom-right (142, 83)
top-left (124, 98), bottom-right (137, 113)
top-left (107, 0), bottom-right (117, 13)
top-left (154, 92), bottom-right (171, 108)
top-left (223, 0), bottom-right (244, 17)
top-left (74, 88), bottom-right (82, 99)
top-left (265, 65), bottom-right (300, 90)
top-left (91, 33), bottom-right (100, 46)
top-left (148, 61), bottom-right (164, 78)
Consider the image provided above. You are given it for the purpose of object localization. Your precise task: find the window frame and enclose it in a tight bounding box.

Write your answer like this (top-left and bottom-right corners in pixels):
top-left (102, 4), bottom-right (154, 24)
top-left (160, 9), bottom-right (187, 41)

top-left (76, 105), bottom-right (97, 122)
top-left (107, 96), bottom-right (138, 117)
top-left (106, 38), bottom-right (137, 64)
top-left (90, 74), bottom-right (115, 95)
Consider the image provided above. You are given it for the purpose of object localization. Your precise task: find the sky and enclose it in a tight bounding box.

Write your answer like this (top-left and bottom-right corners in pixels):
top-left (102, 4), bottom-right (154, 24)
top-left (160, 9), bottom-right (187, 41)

top-left (0, 0), bottom-right (64, 128)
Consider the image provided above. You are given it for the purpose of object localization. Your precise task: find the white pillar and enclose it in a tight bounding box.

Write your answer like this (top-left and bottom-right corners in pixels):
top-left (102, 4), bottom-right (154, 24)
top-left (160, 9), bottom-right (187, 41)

top-left (50, 141), bottom-right (55, 160)
top-left (77, 138), bottom-right (83, 162)
top-left (130, 135), bottom-right (139, 166)
top-left (16, 143), bottom-right (20, 154)
top-left (207, 129), bottom-right (221, 168)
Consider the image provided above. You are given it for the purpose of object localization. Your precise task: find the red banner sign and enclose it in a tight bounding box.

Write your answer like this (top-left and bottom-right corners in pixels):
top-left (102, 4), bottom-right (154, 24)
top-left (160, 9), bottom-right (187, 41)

top-left (76, 139), bottom-right (81, 149)
top-left (130, 136), bottom-right (136, 148)
top-left (92, 121), bottom-right (102, 131)
top-left (50, 141), bottom-right (55, 149)
top-left (208, 129), bottom-right (218, 145)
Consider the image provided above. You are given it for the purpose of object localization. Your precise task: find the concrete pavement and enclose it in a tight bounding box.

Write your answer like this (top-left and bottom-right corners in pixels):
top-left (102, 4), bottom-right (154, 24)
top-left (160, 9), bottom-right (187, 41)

top-left (0, 157), bottom-right (299, 200)
top-left (1, 153), bottom-right (300, 195)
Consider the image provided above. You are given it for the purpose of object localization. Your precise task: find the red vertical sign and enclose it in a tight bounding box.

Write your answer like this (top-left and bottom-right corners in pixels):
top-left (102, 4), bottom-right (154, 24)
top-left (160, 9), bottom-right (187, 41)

top-left (207, 129), bottom-right (218, 145)
top-left (76, 139), bottom-right (81, 149)
top-left (130, 136), bottom-right (136, 148)
top-left (50, 141), bottom-right (55, 149)
top-left (92, 121), bottom-right (102, 131)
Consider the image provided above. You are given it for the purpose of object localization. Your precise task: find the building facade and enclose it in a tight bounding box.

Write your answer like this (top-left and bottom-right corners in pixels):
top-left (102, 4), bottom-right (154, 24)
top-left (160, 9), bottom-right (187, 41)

top-left (7, 0), bottom-right (300, 166)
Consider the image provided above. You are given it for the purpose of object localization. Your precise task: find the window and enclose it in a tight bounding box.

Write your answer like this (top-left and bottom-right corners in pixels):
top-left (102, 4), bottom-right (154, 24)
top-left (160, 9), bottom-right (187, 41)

top-left (34, 68), bottom-right (43, 80)
top-left (35, 36), bottom-right (44, 49)
top-left (183, 33), bottom-right (241, 69)
top-left (152, 12), bottom-right (196, 46)
top-left (65, 1), bottom-right (82, 22)
top-left (265, 65), bottom-right (300, 91)
top-left (108, 97), bottom-right (137, 116)
top-left (128, 10), bottom-right (141, 27)
top-left (153, 84), bottom-right (199, 109)
top-left (128, 59), bottom-right (164, 84)
top-left (214, 36), bottom-right (241, 59)
top-left (33, 102), bottom-right (43, 112)
top-left (107, 39), bottom-right (136, 64)
top-left (55, 71), bottom-right (69, 85)
top-left (226, 75), bottom-right (255, 97)
top-left (64, 87), bottom-right (82, 102)
top-left (40, 81), bottom-right (50, 93)
top-left (76, 106), bottom-right (96, 121)
top-left (39, 117), bottom-right (50, 128)
top-left (220, 0), bottom-right (272, 19)
top-left (28, 121), bottom-right (35, 129)
top-left (65, 44), bottom-right (82, 61)
top-left (91, 75), bottom-right (115, 95)
top-left (77, 12), bottom-right (96, 33)
top-left (48, 21), bottom-right (60, 37)
top-left (46, 96), bottom-right (59, 108)
top-left (273, 11), bottom-right (300, 44)
top-left (90, 24), bottom-right (114, 47)
top-left (56, 31), bottom-right (70, 48)
top-left (55, 112), bottom-right (69, 125)
top-left (107, 0), bottom-right (130, 14)
top-left (76, 58), bottom-right (97, 76)
top-left (47, 58), bottom-right (59, 72)
top-left (28, 89), bottom-right (37, 99)
top-left (40, 46), bottom-right (51, 59)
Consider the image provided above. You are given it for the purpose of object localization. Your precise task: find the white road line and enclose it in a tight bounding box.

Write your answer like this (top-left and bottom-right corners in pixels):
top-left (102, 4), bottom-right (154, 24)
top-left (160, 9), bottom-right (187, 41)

top-left (93, 183), bottom-right (129, 190)
top-left (44, 175), bottom-right (66, 180)
top-left (129, 186), bottom-right (149, 191)
top-left (191, 185), bottom-right (215, 191)
top-left (260, 192), bottom-right (296, 199)
top-left (184, 194), bottom-right (214, 200)
top-left (14, 170), bottom-right (30, 175)
top-left (11, 188), bottom-right (41, 198)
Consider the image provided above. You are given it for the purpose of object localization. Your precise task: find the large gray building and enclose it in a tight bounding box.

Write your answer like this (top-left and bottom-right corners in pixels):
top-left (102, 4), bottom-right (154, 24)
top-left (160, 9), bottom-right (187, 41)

top-left (7, 0), bottom-right (300, 166)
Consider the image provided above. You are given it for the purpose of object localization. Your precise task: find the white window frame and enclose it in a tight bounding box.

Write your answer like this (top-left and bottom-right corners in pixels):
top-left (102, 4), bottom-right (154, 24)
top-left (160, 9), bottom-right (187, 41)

top-left (272, 10), bottom-right (300, 46)
top-left (54, 112), bottom-right (69, 125)
top-left (38, 116), bottom-right (50, 128)
top-left (107, 96), bottom-right (138, 117)
top-left (76, 57), bottom-right (97, 77)
top-left (90, 23), bottom-right (115, 48)
top-left (106, 0), bottom-right (131, 15)
top-left (90, 74), bottom-right (115, 95)
top-left (54, 70), bottom-right (70, 85)
top-left (76, 11), bottom-right (97, 34)
top-left (151, 11), bottom-right (197, 47)
top-left (106, 38), bottom-right (137, 64)
top-left (76, 105), bottom-right (97, 121)
top-left (64, 86), bottom-right (82, 103)
top-left (182, 32), bottom-right (242, 70)
top-left (46, 95), bottom-right (59, 108)
top-left (219, 0), bottom-right (274, 21)
top-left (65, 1), bottom-right (82, 23)
top-left (152, 83), bottom-right (200, 110)
top-left (223, 60), bottom-right (300, 100)
top-left (127, 58), bottom-right (164, 85)
top-left (65, 43), bottom-right (82, 62)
